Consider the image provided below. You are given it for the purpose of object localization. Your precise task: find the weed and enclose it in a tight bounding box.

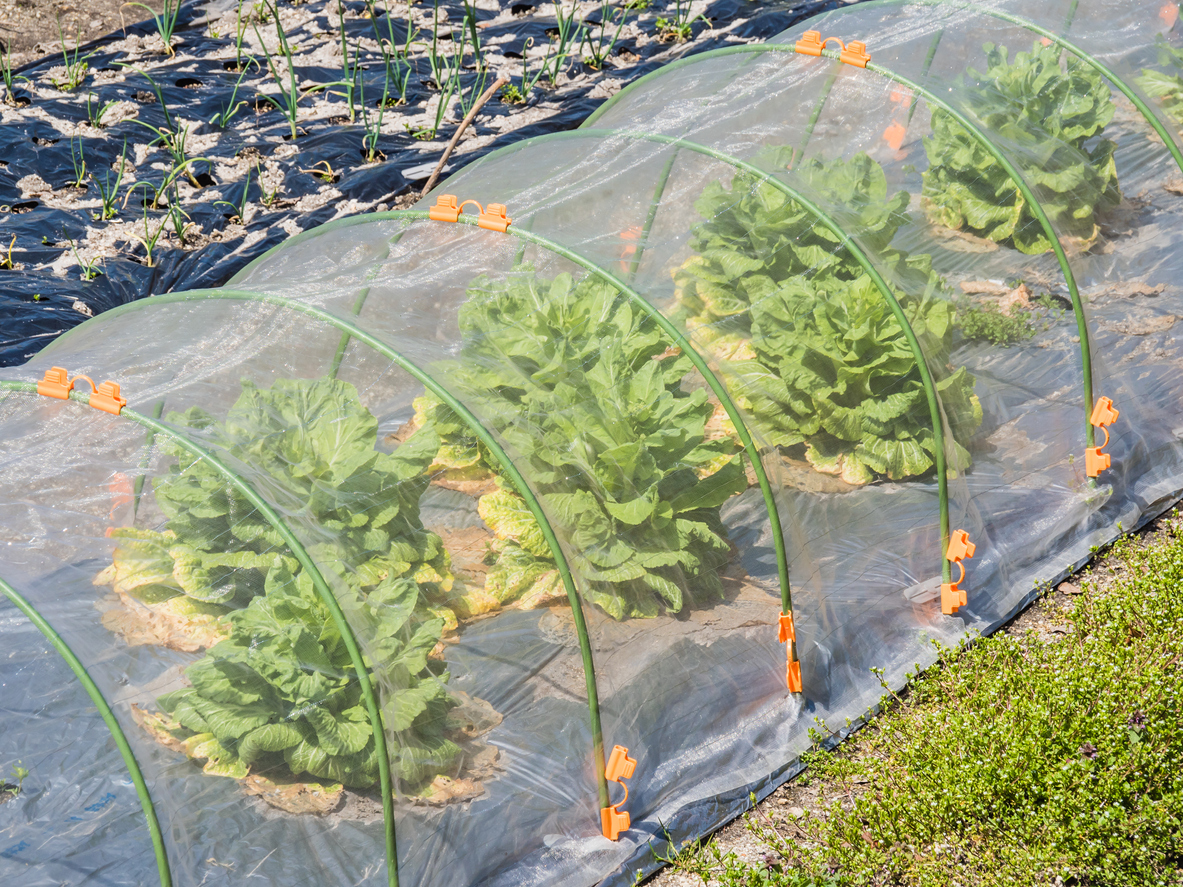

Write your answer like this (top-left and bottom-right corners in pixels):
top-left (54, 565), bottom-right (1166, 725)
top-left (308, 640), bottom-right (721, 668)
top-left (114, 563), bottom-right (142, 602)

top-left (0, 234), bottom-right (15, 270)
top-left (91, 142), bottom-right (129, 221)
top-left (956, 292), bottom-right (1065, 346)
top-left (48, 19), bottom-right (94, 92)
top-left (655, 0), bottom-right (707, 43)
top-left (1, 763), bottom-right (28, 799)
top-left (581, 0), bottom-right (630, 70)
top-left (122, 0), bottom-right (183, 56)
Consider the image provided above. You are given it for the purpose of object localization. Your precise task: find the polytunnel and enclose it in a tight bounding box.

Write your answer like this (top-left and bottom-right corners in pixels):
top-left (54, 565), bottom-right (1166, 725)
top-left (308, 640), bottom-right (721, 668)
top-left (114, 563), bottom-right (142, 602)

top-left (4, 0), bottom-right (1183, 884)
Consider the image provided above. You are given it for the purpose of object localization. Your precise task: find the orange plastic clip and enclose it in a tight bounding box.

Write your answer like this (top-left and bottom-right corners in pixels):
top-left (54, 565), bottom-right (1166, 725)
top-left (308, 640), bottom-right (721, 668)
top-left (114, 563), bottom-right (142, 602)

top-left (940, 529), bottom-right (975, 616)
top-left (883, 121), bottom-right (906, 151)
top-left (795, 30), bottom-right (824, 55)
top-left (840, 39), bottom-right (870, 67)
top-left (777, 612), bottom-right (796, 644)
top-left (89, 381), bottom-right (128, 415)
top-left (600, 745), bottom-right (636, 841)
top-left (478, 202), bottom-right (512, 232)
top-left (428, 194), bottom-right (461, 223)
top-left (37, 366), bottom-right (73, 399)
top-left (1086, 396), bottom-right (1119, 478)
top-left (1163, 3), bottom-right (1179, 29)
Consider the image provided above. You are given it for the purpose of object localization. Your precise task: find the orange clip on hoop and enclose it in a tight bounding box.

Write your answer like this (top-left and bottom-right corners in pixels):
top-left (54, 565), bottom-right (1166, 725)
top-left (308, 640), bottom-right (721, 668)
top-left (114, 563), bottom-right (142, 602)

top-left (600, 745), bottom-right (636, 841)
top-left (90, 381), bottom-right (128, 415)
top-left (840, 39), bottom-right (870, 67)
top-left (36, 368), bottom-right (126, 415)
top-left (940, 529), bottom-right (975, 616)
top-left (428, 194), bottom-right (461, 223)
top-left (478, 202), bottom-right (512, 232)
top-left (778, 612), bottom-right (802, 693)
top-left (795, 30), bottom-right (824, 55)
top-left (1086, 396), bottom-right (1119, 478)
top-left (37, 367), bottom-right (73, 399)
top-left (794, 31), bottom-right (870, 66)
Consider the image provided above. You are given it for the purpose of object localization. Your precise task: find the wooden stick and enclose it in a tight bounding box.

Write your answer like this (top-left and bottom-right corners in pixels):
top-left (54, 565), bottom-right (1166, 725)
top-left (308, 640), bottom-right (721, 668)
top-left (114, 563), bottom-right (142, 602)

top-left (420, 75), bottom-right (509, 198)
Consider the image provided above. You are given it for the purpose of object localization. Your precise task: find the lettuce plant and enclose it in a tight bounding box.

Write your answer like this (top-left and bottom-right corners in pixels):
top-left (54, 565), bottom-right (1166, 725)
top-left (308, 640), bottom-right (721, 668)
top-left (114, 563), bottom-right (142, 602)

top-left (427, 267), bottom-right (747, 620)
top-left (727, 273), bottom-right (981, 485)
top-left (1136, 36), bottom-right (1183, 126)
top-left (146, 562), bottom-right (457, 789)
top-left (923, 40), bottom-right (1120, 254)
top-left (672, 150), bottom-right (944, 347)
top-left (674, 151), bottom-right (980, 484)
top-left (100, 377), bottom-right (453, 616)
top-left (102, 377), bottom-right (465, 790)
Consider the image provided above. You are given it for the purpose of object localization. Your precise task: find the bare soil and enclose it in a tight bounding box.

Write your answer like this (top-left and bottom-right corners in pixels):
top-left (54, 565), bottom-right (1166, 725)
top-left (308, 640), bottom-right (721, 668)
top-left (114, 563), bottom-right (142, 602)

top-left (1, 0), bottom-right (167, 67)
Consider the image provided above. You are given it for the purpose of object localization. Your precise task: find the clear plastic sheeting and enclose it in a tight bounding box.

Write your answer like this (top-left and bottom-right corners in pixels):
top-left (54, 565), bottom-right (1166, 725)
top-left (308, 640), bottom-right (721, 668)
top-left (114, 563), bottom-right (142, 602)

top-left (4, 2), bottom-right (1183, 885)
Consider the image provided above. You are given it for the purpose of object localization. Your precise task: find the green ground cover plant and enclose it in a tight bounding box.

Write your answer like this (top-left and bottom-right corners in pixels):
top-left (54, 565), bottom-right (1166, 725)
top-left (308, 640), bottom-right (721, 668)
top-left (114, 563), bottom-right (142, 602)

top-left (674, 151), bottom-right (980, 485)
top-left (657, 516), bottom-right (1183, 886)
top-left (420, 266), bottom-right (746, 619)
top-left (923, 40), bottom-right (1121, 254)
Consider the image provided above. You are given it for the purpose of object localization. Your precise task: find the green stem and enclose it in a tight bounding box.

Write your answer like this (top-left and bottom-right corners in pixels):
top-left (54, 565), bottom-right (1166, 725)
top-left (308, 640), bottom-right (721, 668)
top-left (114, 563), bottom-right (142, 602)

top-left (793, 69), bottom-right (838, 166)
top-left (131, 399), bottom-right (165, 520)
top-left (627, 149), bottom-right (678, 282)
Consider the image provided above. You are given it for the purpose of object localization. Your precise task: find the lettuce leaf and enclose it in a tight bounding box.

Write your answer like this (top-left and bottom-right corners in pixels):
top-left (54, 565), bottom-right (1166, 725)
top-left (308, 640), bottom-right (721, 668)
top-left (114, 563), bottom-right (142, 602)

top-left (923, 40), bottom-right (1121, 254)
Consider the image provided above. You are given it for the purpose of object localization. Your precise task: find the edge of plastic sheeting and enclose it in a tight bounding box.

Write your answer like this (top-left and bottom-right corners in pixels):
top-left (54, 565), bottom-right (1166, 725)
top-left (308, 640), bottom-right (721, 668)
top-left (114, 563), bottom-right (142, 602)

top-left (0, 484), bottom-right (173, 887)
top-left (0, 379), bottom-right (401, 887)
top-left (577, 39), bottom-right (1097, 452)
top-left (32, 281), bottom-right (616, 814)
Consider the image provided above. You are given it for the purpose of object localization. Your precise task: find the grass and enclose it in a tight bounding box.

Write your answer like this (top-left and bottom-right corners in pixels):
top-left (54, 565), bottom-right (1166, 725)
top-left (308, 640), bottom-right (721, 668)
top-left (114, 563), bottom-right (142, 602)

top-left (654, 513), bottom-right (1183, 887)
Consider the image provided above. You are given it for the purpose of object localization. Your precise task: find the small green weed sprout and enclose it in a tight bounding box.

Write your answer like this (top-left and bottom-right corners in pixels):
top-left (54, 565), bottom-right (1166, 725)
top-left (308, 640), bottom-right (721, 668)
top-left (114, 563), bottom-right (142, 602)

top-left (131, 203), bottom-right (169, 267)
top-left (210, 62), bottom-right (255, 128)
top-left (91, 144), bottom-right (127, 221)
top-left (2, 763), bottom-right (28, 799)
top-left (956, 291), bottom-right (1065, 346)
top-left (213, 168), bottom-right (252, 222)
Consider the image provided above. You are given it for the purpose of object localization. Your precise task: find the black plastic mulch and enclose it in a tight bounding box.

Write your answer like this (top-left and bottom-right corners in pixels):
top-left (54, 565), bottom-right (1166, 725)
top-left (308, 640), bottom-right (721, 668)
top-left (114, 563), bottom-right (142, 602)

top-left (0, 0), bottom-right (849, 366)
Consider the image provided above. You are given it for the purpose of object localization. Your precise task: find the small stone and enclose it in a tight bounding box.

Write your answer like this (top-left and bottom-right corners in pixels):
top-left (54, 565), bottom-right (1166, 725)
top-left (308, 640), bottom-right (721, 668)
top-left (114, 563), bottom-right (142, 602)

top-left (72, 300), bottom-right (93, 317)
top-left (1057, 581), bottom-right (1082, 595)
top-left (787, 806), bottom-right (805, 818)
